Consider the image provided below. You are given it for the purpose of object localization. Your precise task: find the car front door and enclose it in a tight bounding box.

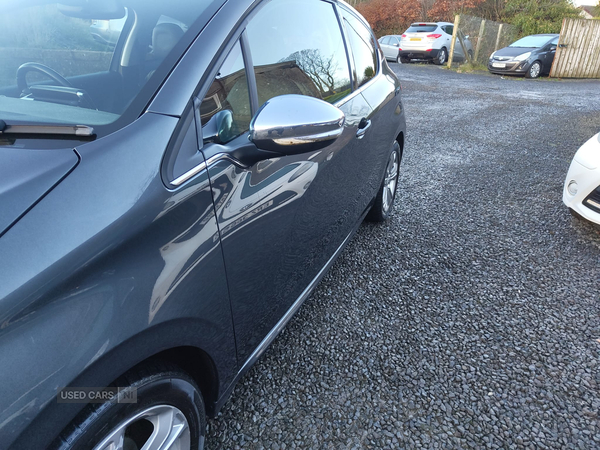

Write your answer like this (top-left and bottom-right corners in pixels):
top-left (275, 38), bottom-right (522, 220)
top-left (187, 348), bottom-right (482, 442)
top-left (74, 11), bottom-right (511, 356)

top-left (379, 36), bottom-right (391, 59)
top-left (388, 36), bottom-right (400, 60)
top-left (541, 37), bottom-right (559, 74)
top-left (197, 0), bottom-right (377, 363)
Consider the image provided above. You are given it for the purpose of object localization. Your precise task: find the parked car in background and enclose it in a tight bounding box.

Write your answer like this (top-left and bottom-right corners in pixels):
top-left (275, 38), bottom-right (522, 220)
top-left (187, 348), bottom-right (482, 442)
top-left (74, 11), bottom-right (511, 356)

top-left (397, 22), bottom-right (473, 65)
top-left (563, 132), bottom-right (600, 226)
top-left (379, 35), bottom-right (402, 63)
top-left (0, 0), bottom-right (406, 449)
top-left (488, 34), bottom-right (559, 78)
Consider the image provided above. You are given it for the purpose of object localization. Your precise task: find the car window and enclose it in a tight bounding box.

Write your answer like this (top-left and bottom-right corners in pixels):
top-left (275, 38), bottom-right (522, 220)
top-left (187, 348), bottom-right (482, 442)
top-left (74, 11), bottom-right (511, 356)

top-left (246, 0), bottom-right (352, 107)
top-left (0, 5), bottom-right (124, 88)
top-left (550, 37), bottom-right (559, 46)
top-left (343, 13), bottom-right (377, 89)
top-left (406, 24), bottom-right (438, 33)
top-left (0, 1), bottom-right (216, 131)
top-left (389, 37), bottom-right (399, 46)
top-left (510, 35), bottom-right (555, 48)
top-left (445, 25), bottom-right (454, 35)
top-left (199, 41), bottom-right (251, 143)
top-left (381, 36), bottom-right (390, 45)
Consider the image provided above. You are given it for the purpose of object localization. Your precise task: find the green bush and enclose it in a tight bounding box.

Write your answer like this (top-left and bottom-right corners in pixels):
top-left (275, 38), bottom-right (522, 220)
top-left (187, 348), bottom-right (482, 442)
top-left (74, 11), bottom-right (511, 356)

top-left (502, 0), bottom-right (581, 35)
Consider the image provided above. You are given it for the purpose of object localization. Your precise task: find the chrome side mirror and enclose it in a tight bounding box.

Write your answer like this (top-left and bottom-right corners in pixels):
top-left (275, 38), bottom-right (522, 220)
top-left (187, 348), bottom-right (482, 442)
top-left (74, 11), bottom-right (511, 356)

top-left (249, 94), bottom-right (345, 155)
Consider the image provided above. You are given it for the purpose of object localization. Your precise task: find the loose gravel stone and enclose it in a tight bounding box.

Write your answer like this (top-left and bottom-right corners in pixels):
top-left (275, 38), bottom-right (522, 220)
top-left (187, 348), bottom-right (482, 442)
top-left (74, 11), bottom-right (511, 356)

top-left (206, 64), bottom-right (600, 449)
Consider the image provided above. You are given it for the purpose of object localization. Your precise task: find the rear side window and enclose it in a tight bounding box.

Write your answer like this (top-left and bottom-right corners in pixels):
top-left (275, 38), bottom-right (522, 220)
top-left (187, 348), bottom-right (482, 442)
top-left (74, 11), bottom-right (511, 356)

top-left (380, 36), bottom-right (390, 45)
top-left (406, 24), bottom-right (438, 33)
top-left (246, 0), bottom-right (351, 106)
top-left (343, 14), bottom-right (377, 89)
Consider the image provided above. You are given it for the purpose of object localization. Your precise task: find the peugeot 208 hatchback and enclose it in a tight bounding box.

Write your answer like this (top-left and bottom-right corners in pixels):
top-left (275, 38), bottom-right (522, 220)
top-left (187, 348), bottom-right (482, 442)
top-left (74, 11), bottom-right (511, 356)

top-left (0, 0), bottom-right (406, 448)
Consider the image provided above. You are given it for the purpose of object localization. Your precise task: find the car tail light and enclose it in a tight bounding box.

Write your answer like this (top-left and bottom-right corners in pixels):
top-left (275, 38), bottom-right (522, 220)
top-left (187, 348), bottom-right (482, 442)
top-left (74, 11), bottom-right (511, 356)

top-left (427, 34), bottom-right (442, 39)
top-left (398, 48), bottom-right (402, 52)
top-left (401, 34), bottom-right (406, 38)
top-left (425, 49), bottom-right (432, 52)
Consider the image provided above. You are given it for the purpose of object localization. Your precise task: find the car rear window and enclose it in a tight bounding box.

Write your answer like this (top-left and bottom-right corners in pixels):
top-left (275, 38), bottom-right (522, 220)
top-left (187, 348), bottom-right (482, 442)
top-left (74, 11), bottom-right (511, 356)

top-left (406, 24), bottom-right (438, 33)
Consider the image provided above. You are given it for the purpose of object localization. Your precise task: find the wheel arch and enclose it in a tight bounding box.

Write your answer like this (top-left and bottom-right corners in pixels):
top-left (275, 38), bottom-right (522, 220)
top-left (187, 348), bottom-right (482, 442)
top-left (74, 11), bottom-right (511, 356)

top-left (11, 320), bottom-right (223, 450)
top-left (395, 131), bottom-right (404, 158)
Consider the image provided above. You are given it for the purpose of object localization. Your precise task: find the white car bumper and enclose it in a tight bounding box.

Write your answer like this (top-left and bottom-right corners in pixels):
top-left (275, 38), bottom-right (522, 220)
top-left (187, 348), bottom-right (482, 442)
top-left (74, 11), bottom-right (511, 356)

top-left (563, 133), bottom-right (600, 225)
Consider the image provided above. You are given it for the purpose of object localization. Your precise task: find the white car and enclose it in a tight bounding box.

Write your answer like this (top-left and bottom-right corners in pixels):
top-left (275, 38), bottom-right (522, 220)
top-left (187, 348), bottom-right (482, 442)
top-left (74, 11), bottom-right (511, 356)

top-left (386, 22), bottom-right (472, 65)
top-left (563, 132), bottom-right (600, 226)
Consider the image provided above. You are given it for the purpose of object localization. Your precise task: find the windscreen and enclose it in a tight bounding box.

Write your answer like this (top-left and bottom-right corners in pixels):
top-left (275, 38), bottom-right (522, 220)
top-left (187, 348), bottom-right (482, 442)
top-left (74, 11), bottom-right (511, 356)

top-left (509, 35), bottom-right (553, 48)
top-left (0, 0), bottom-right (212, 129)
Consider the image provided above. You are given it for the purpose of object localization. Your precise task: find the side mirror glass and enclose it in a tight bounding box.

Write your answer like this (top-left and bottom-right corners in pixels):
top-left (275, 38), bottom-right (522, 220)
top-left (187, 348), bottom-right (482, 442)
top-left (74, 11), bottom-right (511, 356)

top-left (203, 110), bottom-right (235, 145)
top-left (249, 94), bottom-right (345, 155)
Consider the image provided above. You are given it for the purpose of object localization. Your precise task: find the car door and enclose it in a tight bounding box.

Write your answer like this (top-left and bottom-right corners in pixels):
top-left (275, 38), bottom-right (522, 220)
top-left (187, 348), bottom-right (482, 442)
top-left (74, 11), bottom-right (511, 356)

top-left (541, 37), bottom-right (559, 74)
top-left (339, 8), bottom-right (398, 196)
top-left (388, 36), bottom-right (400, 60)
top-left (379, 36), bottom-right (390, 59)
top-left (197, 0), bottom-right (377, 363)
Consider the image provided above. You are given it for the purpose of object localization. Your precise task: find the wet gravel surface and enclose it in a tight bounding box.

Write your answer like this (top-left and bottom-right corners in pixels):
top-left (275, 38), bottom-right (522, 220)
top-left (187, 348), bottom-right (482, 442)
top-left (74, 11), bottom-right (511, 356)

top-left (207, 64), bottom-right (600, 449)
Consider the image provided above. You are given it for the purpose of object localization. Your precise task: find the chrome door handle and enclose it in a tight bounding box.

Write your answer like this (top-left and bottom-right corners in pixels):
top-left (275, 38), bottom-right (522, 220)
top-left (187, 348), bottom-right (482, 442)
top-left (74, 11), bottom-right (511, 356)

top-left (356, 119), bottom-right (371, 139)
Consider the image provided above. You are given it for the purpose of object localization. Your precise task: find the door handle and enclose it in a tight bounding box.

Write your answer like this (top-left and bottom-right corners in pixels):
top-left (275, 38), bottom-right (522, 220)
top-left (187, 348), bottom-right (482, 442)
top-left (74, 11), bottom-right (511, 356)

top-left (356, 118), bottom-right (371, 139)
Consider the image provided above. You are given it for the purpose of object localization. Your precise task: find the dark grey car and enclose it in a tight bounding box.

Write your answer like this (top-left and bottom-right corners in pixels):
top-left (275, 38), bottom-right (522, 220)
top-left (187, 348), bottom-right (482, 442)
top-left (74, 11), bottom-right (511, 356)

top-left (488, 34), bottom-right (559, 78)
top-left (0, 0), bottom-right (406, 449)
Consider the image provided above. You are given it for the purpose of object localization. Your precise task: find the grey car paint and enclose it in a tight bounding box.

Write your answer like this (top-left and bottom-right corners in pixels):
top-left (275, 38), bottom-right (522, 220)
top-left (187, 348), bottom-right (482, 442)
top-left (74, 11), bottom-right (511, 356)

top-left (0, 1), bottom-right (405, 448)
top-left (488, 34), bottom-right (559, 76)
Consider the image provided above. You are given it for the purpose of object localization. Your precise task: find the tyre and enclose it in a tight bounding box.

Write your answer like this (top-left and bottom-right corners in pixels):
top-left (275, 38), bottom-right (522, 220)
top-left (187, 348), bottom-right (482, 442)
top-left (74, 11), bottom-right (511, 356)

top-left (400, 56), bottom-right (411, 64)
top-left (366, 141), bottom-right (401, 222)
top-left (52, 362), bottom-right (206, 450)
top-left (526, 61), bottom-right (542, 79)
top-left (434, 47), bottom-right (447, 65)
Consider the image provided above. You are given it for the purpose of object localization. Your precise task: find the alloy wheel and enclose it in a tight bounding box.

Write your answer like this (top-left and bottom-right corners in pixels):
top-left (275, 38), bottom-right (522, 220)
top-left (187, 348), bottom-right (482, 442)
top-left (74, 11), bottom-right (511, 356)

top-left (382, 149), bottom-right (399, 213)
top-left (529, 62), bottom-right (541, 78)
top-left (438, 49), bottom-right (447, 65)
top-left (92, 405), bottom-right (191, 450)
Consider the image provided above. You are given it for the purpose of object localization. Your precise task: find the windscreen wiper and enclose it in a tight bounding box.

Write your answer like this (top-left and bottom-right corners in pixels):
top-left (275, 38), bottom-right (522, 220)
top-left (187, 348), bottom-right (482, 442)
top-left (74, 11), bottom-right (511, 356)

top-left (0, 120), bottom-right (94, 137)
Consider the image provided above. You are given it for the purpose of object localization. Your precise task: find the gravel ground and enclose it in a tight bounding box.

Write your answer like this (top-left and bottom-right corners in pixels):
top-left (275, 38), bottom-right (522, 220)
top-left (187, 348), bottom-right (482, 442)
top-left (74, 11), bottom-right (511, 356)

top-left (206, 64), bottom-right (600, 449)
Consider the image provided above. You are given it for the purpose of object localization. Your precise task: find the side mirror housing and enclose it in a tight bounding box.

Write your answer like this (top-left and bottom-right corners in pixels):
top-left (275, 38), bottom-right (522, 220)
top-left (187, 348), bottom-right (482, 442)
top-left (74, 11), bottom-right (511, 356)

top-left (249, 94), bottom-right (345, 155)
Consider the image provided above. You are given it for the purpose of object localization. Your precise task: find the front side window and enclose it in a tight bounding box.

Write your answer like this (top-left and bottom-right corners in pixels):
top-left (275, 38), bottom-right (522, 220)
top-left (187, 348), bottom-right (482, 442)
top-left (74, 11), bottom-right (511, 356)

top-left (380, 36), bottom-right (390, 45)
top-left (246, 0), bottom-right (352, 106)
top-left (343, 14), bottom-right (377, 89)
top-left (199, 41), bottom-right (251, 144)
